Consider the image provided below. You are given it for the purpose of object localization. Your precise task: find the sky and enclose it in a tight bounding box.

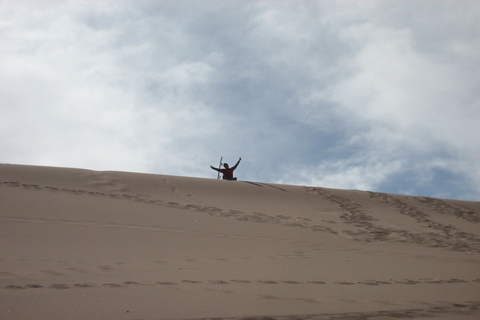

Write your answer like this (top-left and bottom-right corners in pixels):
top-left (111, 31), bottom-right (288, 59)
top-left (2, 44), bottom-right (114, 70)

top-left (1, 0), bottom-right (479, 201)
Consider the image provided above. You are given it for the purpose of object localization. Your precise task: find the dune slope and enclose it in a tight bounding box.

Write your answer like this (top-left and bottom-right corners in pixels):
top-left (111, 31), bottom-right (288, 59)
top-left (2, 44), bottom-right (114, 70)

top-left (1, 164), bottom-right (479, 319)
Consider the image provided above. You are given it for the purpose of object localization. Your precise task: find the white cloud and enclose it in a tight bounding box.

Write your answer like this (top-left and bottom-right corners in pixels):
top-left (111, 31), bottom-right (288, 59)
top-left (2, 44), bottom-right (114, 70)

top-left (286, 3), bottom-right (480, 199)
top-left (280, 157), bottom-right (404, 192)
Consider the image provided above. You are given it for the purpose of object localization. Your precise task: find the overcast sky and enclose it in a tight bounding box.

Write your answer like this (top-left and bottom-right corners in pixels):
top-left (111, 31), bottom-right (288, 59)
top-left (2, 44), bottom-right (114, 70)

top-left (1, 0), bottom-right (479, 200)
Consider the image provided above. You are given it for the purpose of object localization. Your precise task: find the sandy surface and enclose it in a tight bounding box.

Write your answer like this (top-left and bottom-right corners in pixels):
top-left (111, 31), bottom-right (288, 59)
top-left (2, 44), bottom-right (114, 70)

top-left (1, 164), bottom-right (479, 319)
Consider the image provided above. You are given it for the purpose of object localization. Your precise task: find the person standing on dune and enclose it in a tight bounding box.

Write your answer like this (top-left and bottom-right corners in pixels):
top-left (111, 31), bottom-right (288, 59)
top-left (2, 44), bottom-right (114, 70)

top-left (211, 157), bottom-right (241, 181)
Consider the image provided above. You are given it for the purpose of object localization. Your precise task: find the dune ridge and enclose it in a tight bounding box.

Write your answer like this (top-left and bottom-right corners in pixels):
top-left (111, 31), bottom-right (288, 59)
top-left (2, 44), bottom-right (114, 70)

top-left (1, 164), bottom-right (479, 319)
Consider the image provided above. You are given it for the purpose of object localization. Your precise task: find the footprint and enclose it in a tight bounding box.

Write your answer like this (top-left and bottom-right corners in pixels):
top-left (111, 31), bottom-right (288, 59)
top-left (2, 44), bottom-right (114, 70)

top-left (88, 191), bottom-right (105, 196)
top-left (424, 279), bottom-right (445, 284)
top-left (208, 280), bottom-right (229, 285)
top-left (382, 312), bottom-right (416, 318)
top-left (228, 210), bottom-right (244, 215)
top-left (4, 285), bottom-right (26, 289)
top-left (26, 284), bottom-right (43, 288)
top-left (335, 281), bottom-right (355, 285)
top-left (322, 220), bottom-right (338, 224)
top-left (258, 280), bottom-right (277, 284)
top-left (359, 280), bottom-right (392, 286)
top-left (307, 281), bottom-right (326, 284)
top-left (50, 284), bottom-right (69, 289)
top-left (103, 283), bottom-right (123, 288)
top-left (74, 283), bottom-right (94, 288)
top-left (181, 280), bottom-right (202, 284)
top-left (3, 181), bottom-right (20, 187)
top-left (396, 280), bottom-right (420, 285)
top-left (359, 281), bottom-right (380, 286)
top-left (157, 281), bottom-right (177, 286)
top-left (22, 183), bottom-right (41, 190)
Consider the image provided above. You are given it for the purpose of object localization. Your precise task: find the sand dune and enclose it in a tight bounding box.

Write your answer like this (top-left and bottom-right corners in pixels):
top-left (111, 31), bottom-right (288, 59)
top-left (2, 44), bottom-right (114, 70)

top-left (1, 164), bottom-right (479, 319)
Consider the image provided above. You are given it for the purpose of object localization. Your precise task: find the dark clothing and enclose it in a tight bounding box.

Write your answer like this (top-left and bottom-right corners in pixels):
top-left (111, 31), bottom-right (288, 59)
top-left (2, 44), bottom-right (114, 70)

top-left (211, 159), bottom-right (241, 180)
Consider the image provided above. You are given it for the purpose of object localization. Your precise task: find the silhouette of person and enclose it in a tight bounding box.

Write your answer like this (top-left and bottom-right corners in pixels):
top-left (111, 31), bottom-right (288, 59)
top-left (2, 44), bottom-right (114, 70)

top-left (211, 157), bottom-right (241, 181)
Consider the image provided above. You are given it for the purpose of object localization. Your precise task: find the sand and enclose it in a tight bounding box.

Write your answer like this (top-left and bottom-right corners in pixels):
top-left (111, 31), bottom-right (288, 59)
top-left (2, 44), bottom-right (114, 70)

top-left (0, 163), bottom-right (479, 319)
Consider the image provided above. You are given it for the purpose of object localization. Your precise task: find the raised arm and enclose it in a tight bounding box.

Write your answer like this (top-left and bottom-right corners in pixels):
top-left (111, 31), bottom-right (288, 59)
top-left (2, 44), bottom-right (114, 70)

top-left (210, 165), bottom-right (220, 172)
top-left (231, 157), bottom-right (242, 170)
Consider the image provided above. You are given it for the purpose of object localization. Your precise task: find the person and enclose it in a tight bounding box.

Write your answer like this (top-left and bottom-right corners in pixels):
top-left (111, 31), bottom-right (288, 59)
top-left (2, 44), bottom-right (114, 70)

top-left (211, 157), bottom-right (242, 181)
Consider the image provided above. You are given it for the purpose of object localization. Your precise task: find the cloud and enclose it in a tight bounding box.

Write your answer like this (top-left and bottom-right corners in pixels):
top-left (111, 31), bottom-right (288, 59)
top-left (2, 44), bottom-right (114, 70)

top-left (1, 0), bottom-right (479, 200)
top-left (316, 17), bottom-right (479, 198)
